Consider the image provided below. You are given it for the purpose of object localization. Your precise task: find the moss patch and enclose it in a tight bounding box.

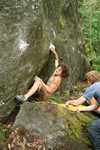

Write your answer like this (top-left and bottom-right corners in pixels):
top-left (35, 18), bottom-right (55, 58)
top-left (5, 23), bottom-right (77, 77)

top-left (0, 123), bottom-right (10, 144)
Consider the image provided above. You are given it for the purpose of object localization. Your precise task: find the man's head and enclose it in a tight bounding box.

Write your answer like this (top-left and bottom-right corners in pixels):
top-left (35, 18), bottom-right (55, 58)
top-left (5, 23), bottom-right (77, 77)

top-left (85, 70), bottom-right (100, 84)
top-left (55, 63), bottom-right (69, 78)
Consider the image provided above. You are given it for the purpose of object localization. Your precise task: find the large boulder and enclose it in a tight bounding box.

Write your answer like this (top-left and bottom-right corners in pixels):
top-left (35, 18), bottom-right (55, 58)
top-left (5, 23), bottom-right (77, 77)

top-left (12, 102), bottom-right (93, 150)
top-left (0, 0), bottom-right (49, 119)
top-left (0, 0), bottom-right (89, 119)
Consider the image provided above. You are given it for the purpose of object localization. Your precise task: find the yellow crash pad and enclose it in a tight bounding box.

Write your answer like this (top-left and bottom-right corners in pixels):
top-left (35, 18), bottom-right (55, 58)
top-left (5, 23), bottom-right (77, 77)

top-left (54, 103), bottom-right (87, 112)
top-left (67, 104), bottom-right (87, 112)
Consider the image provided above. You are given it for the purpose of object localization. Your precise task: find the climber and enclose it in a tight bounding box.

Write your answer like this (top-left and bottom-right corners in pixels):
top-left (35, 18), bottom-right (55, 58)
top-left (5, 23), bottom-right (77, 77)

top-left (16, 44), bottom-right (68, 103)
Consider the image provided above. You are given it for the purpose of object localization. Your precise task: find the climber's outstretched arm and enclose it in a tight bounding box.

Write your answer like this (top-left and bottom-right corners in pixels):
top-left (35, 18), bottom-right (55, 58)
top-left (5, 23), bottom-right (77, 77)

top-left (49, 43), bottom-right (59, 68)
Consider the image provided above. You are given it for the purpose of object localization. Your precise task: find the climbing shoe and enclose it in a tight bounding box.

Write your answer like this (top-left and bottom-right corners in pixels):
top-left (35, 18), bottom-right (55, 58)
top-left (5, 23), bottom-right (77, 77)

top-left (15, 95), bottom-right (27, 103)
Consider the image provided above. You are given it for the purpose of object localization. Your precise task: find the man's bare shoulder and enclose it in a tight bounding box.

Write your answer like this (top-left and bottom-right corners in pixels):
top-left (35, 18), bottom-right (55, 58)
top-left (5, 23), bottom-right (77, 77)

top-left (53, 75), bottom-right (62, 83)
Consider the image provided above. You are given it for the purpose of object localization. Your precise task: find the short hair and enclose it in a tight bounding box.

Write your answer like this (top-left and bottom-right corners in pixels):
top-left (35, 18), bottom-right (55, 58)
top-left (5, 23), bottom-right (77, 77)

top-left (59, 63), bottom-right (69, 78)
top-left (85, 70), bottom-right (100, 84)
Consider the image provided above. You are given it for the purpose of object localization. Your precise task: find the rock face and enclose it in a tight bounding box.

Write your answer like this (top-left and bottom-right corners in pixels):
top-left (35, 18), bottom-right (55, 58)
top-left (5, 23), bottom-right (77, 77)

top-left (13, 102), bottom-right (92, 150)
top-left (0, 0), bottom-right (49, 119)
top-left (0, 0), bottom-right (89, 119)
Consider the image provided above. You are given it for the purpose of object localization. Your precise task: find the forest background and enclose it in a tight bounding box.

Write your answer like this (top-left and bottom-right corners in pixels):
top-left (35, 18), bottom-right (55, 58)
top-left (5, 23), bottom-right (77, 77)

top-left (79, 0), bottom-right (100, 71)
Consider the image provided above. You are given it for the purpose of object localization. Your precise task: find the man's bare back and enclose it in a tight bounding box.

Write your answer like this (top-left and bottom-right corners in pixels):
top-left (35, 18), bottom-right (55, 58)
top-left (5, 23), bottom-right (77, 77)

top-left (46, 69), bottom-right (62, 94)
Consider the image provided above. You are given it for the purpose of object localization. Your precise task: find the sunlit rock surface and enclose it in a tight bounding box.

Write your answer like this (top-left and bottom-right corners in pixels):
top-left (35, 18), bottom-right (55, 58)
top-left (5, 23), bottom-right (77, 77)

top-left (0, 0), bottom-right (89, 119)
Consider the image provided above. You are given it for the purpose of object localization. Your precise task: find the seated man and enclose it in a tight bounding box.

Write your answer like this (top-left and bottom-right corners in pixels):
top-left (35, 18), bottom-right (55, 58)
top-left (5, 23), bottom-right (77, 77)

top-left (16, 44), bottom-right (68, 103)
top-left (65, 70), bottom-right (100, 112)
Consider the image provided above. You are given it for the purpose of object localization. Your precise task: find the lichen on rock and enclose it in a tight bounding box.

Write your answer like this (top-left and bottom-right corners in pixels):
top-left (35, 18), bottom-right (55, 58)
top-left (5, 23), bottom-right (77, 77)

top-left (0, 0), bottom-right (89, 120)
top-left (12, 102), bottom-right (93, 150)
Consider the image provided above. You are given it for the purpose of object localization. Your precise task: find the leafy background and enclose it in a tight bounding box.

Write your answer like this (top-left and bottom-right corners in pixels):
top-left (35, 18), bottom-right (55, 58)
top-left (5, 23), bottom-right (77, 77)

top-left (79, 0), bottom-right (100, 71)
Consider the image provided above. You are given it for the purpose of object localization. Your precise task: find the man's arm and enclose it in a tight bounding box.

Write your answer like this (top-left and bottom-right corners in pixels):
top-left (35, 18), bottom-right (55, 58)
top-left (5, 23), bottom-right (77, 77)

top-left (49, 43), bottom-right (59, 68)
top-left (65, 96), bottom-right (86, 106)
top-left (78, 104), bottom-right (97, 112)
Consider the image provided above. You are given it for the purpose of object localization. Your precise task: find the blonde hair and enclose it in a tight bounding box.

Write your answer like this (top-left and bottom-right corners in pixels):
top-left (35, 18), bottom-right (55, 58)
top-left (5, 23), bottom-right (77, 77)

top-left (85, 70), bottom-right (100, 84)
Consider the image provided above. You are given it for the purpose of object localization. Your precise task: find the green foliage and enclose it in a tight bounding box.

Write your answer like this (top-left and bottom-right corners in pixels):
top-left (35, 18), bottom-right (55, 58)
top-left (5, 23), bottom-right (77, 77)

top-left (79, 0), bottom-right (100, 70)
top-left (0, 124), bottom-right (9, 141)
top-left (92, 56), bottom-right (100, 71)
top-left (50, 93), bottom-right (62, 103)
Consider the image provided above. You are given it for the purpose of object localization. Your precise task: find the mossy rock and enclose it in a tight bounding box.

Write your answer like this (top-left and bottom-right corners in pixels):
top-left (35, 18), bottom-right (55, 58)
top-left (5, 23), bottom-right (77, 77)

top-left (0, 0), bottom-right (89, 120)
top-left (12, 102), bottom-right (94, 150)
